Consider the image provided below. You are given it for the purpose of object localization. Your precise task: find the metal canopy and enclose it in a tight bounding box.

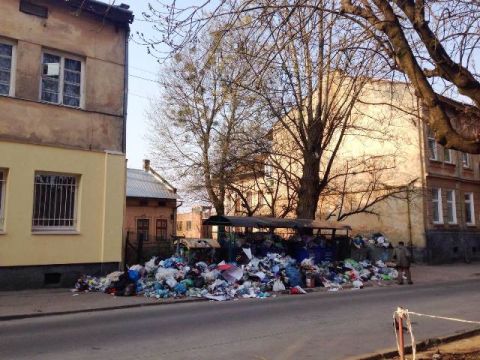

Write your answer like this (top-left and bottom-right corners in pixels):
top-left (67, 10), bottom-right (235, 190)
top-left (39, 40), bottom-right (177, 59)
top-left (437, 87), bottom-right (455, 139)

top-left (202, 215), bottom-right (351, 231)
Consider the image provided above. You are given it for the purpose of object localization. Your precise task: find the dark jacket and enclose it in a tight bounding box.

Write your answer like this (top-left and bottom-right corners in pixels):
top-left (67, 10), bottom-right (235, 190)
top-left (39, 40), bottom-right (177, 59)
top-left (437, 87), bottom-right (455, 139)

top-left (392, 245), bottom-right (411, 267)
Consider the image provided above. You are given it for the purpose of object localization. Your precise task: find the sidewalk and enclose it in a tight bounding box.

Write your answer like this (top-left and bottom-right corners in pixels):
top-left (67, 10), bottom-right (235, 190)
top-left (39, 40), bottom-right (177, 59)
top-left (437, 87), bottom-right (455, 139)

top-left (1, 263), bottom-right (479, 320)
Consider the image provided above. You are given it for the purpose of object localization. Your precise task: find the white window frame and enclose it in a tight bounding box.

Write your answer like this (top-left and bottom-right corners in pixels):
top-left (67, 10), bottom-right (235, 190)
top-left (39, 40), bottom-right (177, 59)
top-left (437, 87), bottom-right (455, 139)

top-left (39, 49), bottom-right (85, 109)
top-left (464, 192), bottom-right (475, 226)
top-left (446, 190), bottom-right (457, 224)
top-left (462, 153), bottom-right (471, 168)
top-left (0, 38), bottom-right (16, 97)
top-left (427, 133), bottom-right (438, 161)
top-left (264, 162), bottom-right (273, 178)
top-left (32, 172), bottom-right (79, 232)
top-left (443, 147), bottom-right (453, 164)
top-left (0, 169), bottom-right (6, 231)
top-left (431, 188), bottom-right (443, 224)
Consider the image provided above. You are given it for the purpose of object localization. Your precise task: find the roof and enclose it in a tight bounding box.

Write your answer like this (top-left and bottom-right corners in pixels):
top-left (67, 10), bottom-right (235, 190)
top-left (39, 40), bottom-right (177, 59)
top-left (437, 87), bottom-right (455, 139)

top-left (59, 0), bottom-right (134, 26)
top-left (203, 216), bottom-right (351, 231)
top-left (126, 168), bottom-right (178, 200)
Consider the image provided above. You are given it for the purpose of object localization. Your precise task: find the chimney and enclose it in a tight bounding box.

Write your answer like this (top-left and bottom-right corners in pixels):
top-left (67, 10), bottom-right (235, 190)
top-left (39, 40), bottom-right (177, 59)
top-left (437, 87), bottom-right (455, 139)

top-left (143, 159), bottom-right (150, 172)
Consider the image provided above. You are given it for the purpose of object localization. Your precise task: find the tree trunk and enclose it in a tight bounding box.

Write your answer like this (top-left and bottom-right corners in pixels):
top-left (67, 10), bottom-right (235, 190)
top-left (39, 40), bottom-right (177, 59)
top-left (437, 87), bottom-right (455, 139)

top-left (295, 152), bottom-right (321, 219)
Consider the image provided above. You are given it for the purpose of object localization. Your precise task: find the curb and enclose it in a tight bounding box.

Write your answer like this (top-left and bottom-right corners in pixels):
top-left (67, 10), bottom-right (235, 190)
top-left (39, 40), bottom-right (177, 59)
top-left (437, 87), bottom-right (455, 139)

top-left (0, 297), bottom-right (208, 322)
top-left (345, 327), bottom-right (480, 360)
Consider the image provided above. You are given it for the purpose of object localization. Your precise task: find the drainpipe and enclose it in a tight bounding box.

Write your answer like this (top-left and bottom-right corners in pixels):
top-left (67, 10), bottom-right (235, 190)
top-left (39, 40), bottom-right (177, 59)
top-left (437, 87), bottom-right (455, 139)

top-left (406, 187), bottom-right (414, 263)
top-left (174, 200), bottom-right (183, 255)
top-left (122, 26), bottom-right (129, 154)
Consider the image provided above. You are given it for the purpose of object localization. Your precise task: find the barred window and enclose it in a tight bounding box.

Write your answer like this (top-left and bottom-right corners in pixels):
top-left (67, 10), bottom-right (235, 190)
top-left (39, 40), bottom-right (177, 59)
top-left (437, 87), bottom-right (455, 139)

top-left (0, 170), bottom-right (6, 230)
top-left (186, 221), bottom-right (192, 231)
top-left (41, 52), bottom-right (82, 107)
top-left (32, 174), bottom-right (78, 231)
top-left (0, 42), bottom-right (14, 96)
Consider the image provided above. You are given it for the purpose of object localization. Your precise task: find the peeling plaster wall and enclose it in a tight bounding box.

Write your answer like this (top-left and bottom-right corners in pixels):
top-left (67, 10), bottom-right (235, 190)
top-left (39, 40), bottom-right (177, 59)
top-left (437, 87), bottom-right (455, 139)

top-left (0, 0), bottom-right (126, 152)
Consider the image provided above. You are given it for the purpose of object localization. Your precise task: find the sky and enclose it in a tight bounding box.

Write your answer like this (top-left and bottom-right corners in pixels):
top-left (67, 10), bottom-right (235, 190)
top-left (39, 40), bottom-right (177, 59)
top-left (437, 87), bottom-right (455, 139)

top-left (122, 0), bottom-right (165, 170)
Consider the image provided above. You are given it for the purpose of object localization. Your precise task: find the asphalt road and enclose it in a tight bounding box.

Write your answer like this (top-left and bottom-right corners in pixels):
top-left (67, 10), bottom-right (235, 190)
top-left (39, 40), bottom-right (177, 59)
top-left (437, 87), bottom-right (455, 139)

top-left (1, 280), bottom-right (480, 360)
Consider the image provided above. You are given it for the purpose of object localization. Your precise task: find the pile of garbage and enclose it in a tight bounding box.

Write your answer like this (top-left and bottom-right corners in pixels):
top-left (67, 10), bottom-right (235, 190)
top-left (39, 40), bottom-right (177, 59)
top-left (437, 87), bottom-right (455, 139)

top-left (74, 252), bottom-right (398, 301)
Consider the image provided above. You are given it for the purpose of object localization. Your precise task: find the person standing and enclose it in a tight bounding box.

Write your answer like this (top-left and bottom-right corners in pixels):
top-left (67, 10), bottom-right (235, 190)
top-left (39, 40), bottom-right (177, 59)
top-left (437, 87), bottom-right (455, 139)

top-left (392, 241), bottom-right (413, 285)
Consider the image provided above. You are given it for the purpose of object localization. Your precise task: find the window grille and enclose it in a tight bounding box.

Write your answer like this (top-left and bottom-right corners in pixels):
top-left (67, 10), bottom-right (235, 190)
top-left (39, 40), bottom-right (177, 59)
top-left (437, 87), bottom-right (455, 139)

top-left (0, 43), bottom-right (13, 96)
top-left (41, 52), bottom-right (82, 107)
top-left (0, 170), bottom-right (6, 229)
top-left (32, 174), bottom-right (78, 230)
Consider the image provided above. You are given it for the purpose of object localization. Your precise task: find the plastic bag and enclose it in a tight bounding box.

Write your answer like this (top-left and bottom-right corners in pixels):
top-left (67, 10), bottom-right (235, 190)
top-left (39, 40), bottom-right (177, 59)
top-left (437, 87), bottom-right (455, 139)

top-left (272, 279), bottom-right (286, 292)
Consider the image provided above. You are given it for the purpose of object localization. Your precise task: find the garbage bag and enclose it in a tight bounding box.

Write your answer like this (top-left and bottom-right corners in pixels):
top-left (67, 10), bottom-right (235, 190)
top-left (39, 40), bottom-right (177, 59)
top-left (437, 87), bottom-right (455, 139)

top-left (285, 265), bottom-right (302, 287)
top-left (272, 279), bottom-right (286, 292)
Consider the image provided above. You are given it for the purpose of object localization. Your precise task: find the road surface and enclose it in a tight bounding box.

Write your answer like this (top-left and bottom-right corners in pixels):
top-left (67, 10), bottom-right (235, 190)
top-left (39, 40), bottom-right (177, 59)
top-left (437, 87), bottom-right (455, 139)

top-left (1, 279), bottom-right (479, 360)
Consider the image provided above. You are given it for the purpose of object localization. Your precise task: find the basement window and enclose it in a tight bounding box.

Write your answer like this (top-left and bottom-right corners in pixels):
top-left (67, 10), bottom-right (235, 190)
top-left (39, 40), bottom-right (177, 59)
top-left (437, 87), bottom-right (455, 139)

top-left (32, 173), bottom-right (79, 231)
top-left (41, 51), bottom-right (83, 108)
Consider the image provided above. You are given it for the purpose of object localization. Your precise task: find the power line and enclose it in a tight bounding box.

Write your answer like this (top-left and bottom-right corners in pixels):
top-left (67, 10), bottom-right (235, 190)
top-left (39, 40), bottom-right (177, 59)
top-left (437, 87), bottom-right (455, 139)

top-left (129, 74), bottom-right (160, 84)
top-left (130, 65), bottom-right (158, 76)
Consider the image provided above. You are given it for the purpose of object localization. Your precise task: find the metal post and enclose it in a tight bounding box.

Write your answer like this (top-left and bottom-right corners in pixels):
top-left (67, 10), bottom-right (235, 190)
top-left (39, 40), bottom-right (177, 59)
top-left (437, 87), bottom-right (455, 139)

top-left (397, 313), bottom-right (405, 360)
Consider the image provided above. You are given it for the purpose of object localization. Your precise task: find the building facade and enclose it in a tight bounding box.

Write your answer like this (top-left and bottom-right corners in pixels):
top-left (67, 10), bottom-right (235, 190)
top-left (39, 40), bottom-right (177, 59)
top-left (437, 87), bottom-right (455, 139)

top-left (0, 0), bottom-right (133, 288)
top-left (124, 160), bottom-right (178, 263)
top-left (177, 206), bottom-right (214, 239)
top-left (226, 81), bottom-right (480, 263)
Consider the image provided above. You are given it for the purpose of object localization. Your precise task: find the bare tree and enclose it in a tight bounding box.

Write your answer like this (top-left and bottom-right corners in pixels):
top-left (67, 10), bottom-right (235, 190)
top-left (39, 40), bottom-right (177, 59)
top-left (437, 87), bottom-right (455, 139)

top-left (141, 0), bottom-right (480, 153)
top-left (148, 27), bottom-right (270, 216)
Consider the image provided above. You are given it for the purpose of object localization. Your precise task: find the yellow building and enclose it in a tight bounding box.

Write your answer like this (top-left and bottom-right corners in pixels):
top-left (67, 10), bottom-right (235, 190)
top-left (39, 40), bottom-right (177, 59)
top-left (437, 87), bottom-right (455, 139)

top-left (227, 80), bottom-right (480, 263)
top-left (0, 0), bottom-right (133, 288)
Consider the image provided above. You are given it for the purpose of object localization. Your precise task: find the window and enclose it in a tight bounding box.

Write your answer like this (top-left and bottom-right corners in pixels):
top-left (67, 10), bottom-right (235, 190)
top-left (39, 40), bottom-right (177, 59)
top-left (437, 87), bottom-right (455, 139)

top-left (427, 130), bottom-right (438, 161)
top-left (186, 221), bottom-right (192, 231)
top-left (462, 153), bottom-right (471, 168)
top-left (464, 192), bottom-right (475, 225)
top-left (444, 147), bottom-right (453, 164)
top-left (246, 192), bottom-right (253, 207)
top-left (156, 219), bottom-right (168, 240)
top-left (235, 198), bottom-right (241, 213)
top-left (264, 162), bottom-right (273, 178)
top-left (257, 191), bottom-right (264, 206)
top-left (0, 41), bottom-right (14, 96)
top-left (177, 221), bottom-right (183, 231)
top-left (0, 170), bottom-right (6, 230)
top-left (446, 190), bottom-right (457, 224)
top-left (136, 218), bottom-right (149, 243)
top-left (41, 52), bottom-right (83, 107)
top-left (32, 173), bottom-right (78, 231)
top-left (431, 188), bottom-right (443, 224)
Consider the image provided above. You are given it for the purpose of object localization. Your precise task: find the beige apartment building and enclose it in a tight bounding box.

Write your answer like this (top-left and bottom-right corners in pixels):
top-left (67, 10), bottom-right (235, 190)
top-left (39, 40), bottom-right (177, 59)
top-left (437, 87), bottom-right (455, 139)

top-left (227, 80), bottom-right (480, 263)
top-left (0, 0), bottom-right (133, 288)
top-left (177, 206), bottom-right (214, 239)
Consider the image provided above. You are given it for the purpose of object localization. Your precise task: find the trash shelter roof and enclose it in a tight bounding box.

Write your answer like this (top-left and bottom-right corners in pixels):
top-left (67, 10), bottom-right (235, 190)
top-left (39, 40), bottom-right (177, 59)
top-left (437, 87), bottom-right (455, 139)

top-left (126, 168), bottom-right (178, 200)
top-left (203, 216), bottom-right (351, 230)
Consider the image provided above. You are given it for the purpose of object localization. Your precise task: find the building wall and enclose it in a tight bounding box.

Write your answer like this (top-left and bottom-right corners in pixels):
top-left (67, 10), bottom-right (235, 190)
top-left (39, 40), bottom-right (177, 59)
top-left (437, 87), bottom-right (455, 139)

top-left (124, 198), bottom-right (176, 240)
top-left (0, 0), bottom-right (126, 152)
top-left (0, 141), bottom-right (125, 267)
top-left (177, 208), bottom-right (212, 239)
